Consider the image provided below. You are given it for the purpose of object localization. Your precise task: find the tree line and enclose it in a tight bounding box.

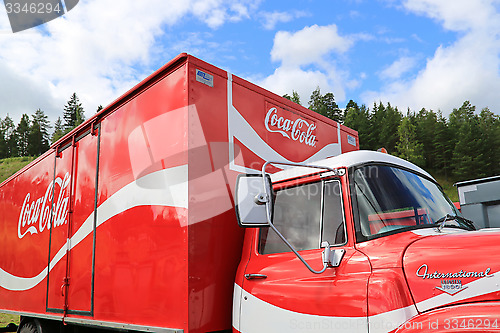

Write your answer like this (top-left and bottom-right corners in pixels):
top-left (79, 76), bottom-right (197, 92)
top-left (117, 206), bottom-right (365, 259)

top-left (286, 87), bottom-right (500, 182)
top-left (1, 87), bottom-right (497, 183)
top-left (0, 93), bottom-right (87, 159)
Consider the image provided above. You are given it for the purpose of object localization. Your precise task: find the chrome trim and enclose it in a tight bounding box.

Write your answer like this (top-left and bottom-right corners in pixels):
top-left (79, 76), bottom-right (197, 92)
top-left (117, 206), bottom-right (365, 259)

top-left (0, 310), bottom-right (183, 333)
top-left (1, 310), bottom-right (63, 322)
top-left (244, 274), bottom-right (268, 280)
top-left (64, 318), bottom-right (183, 333)
top-left (323, 179), bottom-right (348, 247)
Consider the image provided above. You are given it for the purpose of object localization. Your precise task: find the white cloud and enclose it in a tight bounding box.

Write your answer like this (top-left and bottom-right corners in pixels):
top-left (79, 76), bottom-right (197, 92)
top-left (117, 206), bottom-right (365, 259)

top-left (260, 10), bottom-right (308, 30)
top-left (403, 0), bottom-right (498, 32)
top-left (0, 0), bottom-right (261, 124)
top-left (364, 31), bottom-right (500, 113)
top-left (271, 24), bottom-right (353, 66)
top-left (260, 66), bottom-right (331, 104)
top-left (192, 0), bottom-right (258, 28)
top-left (260, 24), bottom-right (355, 105)
top-left (380, 56), bottom-right (418, 80)
top-left (364, 0), bottom-right (500, 114)
top-left (0, 62), bottom-right (62, 122)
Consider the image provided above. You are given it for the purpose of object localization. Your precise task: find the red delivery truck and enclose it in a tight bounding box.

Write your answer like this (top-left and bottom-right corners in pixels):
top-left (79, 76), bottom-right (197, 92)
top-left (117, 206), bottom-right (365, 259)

top-left (3, 53), bottom-right (500, 333)
top-left (0, 54), bottom-right (359, 333)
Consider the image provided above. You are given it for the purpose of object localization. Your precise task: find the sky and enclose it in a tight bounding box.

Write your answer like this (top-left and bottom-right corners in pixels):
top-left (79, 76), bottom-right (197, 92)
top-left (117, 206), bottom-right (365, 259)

top-left (1, 0), bottom-right (500, 126)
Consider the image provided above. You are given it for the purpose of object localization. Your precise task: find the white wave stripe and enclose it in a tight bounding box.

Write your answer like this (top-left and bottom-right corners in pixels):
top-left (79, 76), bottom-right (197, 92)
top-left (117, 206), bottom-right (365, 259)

top-left (227, 73), bottom-right (341, 174)
top-left (369, 305), bottom-right (418, 333)
top-left (234, 284), bottom-right (417, 333)
top-left (416, 269), bottom-right (500, 312)
top-left (0, 165), bottom-right (188, 291)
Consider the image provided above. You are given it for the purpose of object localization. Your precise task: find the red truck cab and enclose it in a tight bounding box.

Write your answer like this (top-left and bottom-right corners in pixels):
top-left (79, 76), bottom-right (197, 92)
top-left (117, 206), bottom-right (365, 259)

top-left (234, 150), bottom-right (500, 333)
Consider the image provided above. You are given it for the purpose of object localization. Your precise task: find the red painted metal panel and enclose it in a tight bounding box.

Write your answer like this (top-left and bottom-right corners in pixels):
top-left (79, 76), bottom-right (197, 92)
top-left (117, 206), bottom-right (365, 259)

top-left (239, 178), bottom-right (370, 324)
top-left (0, 150), bottom-right (55, 312)
top-left (47, 145), bottom-right (73, 312)
top-left (66, 132), bottom-right (98, 313)
top-left (403, 230), bottom-right (500, 313)
top-left (91, 61), bottom-right (190, 330)
top-left (394, 302), bottom-right (500, 333)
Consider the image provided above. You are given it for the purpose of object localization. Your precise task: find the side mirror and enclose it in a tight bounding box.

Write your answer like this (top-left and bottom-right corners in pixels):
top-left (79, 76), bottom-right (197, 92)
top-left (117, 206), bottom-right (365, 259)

top-left (235, 174), bottom-right (273, 228)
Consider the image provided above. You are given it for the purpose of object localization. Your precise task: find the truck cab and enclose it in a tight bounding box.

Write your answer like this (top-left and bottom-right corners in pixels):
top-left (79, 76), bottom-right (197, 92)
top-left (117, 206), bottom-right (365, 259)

top-left (234, 150), bottom-right (500, 333)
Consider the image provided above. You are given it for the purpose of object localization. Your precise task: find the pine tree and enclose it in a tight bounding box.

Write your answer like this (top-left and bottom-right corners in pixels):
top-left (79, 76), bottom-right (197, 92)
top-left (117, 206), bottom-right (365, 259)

top-left (308, 87), bottom-right (322, 112)
top-left (343, 100), bottom-right (372, 149)
top-left (415, 108), bottom-right (438, 170)
top-left (380, 103), bottom-right (402, 153)
top-left (16, 114), bottom-right (30, 157)
top-left (28, 109), bottom-right (51, 156)
top-left (434, 111), bottom-right (453, 180)
top-left (283, 91), bottom-right (302, 105)
top-left (0, 123), bottom-right (7, 158)
top-left (63, 93), bottom-right (85, 133)
top-left (51, 117), bottom-right (65, 143)
top-left (308, 87), bottom-right (342, 122)
top-left (2, 115), bottom-right (17, 157)
top-left (478, 108), bottom-right (500, 177)
top-left (369, 102), bottom-right (384, 150)
top-left (396, 115), bottom-right (424, 165)
top-left (449, 101), bottom-right (482, 180)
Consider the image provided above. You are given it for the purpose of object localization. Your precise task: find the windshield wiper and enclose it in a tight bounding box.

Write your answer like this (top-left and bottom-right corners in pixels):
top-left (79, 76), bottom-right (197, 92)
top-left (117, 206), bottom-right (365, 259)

top-left (435, 214), bottom-right (476, 232)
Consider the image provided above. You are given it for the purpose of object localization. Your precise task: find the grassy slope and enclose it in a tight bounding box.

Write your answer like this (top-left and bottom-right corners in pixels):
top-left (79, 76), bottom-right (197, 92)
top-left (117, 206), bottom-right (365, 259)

top-left (0, 156), bottom-right (35, 184)
top-left (434, 174), bottom-right (459, 203)
top-left (0, 313), bottom-right (20, 326)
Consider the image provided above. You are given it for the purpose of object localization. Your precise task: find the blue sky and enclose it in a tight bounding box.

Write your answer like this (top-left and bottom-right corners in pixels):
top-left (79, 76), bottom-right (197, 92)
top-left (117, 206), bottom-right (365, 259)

top-left (1, 0), bottom-right (500, 125)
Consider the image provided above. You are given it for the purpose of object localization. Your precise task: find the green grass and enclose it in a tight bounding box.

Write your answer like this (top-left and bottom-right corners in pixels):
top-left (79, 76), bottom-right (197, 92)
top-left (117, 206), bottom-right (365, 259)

top-left (0, 156), bottom-right (35, 183)
top-left (432, 173), bottom-right (459, 203)
top-left (0, 312), bottom-right (20, 326)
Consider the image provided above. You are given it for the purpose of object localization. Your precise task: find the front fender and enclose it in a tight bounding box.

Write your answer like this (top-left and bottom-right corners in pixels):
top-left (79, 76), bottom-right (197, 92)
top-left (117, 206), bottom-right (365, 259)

top-left (395, 302), bottom-right (500, 332)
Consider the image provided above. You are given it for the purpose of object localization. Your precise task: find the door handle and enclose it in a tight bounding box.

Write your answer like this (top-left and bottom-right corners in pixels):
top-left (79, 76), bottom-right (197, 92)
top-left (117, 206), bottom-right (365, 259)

top-left (244, 273), bottom-right (267, 280)
top-left (61, 277), bottom-right (69, 296)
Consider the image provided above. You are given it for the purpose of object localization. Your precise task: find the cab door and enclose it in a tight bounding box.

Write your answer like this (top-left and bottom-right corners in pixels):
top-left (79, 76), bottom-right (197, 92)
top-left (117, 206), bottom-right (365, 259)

top-left (239, 178), bottom-right (371, 333)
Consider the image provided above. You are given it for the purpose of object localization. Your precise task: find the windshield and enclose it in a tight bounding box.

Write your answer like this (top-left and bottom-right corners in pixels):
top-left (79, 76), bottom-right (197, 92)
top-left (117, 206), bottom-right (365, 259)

top-left (352, 164), bottom-right (464, 241)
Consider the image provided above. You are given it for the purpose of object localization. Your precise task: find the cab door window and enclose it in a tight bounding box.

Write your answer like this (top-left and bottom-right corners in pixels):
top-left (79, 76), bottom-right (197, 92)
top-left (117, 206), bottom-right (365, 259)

top-left (323, 180), bottom-right (346, 245)
top-left (259, 180), bottom-right (345, 254)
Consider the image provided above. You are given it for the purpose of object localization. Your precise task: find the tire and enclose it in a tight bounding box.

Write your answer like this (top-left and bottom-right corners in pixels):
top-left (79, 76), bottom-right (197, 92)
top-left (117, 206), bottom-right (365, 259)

top-left (19, 322), bottom-right (38, 333)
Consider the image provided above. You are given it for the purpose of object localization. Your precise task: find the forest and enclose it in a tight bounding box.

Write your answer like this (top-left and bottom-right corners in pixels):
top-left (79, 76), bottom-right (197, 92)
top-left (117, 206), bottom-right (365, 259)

top-left (1, 88), bottom-right (498, 186)
top-left (287, 88), bottom-right (499, 184)
top-left (0, 93), bottom-right (86, 159)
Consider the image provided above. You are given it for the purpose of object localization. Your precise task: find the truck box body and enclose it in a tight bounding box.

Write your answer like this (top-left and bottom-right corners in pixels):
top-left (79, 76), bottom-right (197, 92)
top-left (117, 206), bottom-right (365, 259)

top-left (0, 54), bottom-right (359, 332)
top-left (455, 176), bottom-right (500, 228)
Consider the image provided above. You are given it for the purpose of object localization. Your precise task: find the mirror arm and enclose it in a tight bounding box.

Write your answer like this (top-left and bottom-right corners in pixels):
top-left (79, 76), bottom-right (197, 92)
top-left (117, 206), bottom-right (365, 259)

top-left (267, 221), bottom-right (329, 274)
top-left (260, 161), bottom-right (344, 274)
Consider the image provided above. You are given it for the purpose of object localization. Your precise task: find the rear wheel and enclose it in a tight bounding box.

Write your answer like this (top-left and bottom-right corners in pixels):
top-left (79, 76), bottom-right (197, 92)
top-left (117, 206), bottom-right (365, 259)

top-left (19, 321), bottom-right (39, 333)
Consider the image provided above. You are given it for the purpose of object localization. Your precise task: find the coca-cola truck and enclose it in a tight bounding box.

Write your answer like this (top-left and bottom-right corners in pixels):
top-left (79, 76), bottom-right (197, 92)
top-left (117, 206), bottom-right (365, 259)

top-left (3, 54), bottom-right (500, 333)
top-left (0, 53), bottom-right (359, 333)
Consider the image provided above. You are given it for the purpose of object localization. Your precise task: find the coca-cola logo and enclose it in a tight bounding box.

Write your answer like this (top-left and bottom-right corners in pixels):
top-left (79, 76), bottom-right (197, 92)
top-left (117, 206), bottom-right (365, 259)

top-left (18, 172), bottom-right (71, 239)
top-left (264, 107), bottom-right (317, 147)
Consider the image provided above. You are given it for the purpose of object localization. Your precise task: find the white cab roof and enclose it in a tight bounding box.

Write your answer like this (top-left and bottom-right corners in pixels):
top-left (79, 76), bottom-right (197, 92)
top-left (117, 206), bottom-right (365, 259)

top-left (270, 150), bottom-right (433, 182)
